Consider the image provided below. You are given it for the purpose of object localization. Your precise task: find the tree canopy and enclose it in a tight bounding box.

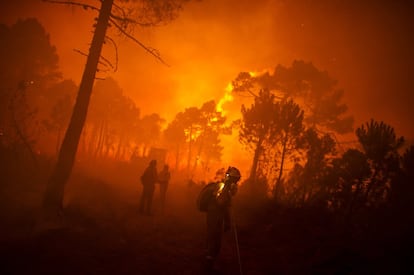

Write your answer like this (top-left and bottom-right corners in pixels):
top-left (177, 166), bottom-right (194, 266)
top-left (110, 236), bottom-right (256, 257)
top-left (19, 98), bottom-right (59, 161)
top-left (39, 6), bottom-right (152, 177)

top-left (233, 60), bottom-right (354, 135)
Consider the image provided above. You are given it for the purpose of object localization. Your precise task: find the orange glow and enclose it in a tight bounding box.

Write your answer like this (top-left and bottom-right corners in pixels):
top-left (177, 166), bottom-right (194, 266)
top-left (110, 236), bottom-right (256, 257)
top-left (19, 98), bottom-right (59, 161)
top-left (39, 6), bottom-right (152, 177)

top-left (1, 0), bottom-right (413, 180)
top-left (249, 69), bottom-right (273, 78)
top-left (1, 4), bottom-right (413, 272)
top-left (172, 72), bottom-right (214, 113)
top-left (248, 71), bottom-right (258, 77)
top-left (184, 128), bottom-right (202, 142)
top-left (216, 83), bottom-right (234, 114)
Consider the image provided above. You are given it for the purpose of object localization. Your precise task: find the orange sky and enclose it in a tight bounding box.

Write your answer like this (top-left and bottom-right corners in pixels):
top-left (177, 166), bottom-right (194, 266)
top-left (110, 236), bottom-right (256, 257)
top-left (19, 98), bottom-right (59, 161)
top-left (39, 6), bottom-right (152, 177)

top-left (1, 0), bottom-right (414, 172)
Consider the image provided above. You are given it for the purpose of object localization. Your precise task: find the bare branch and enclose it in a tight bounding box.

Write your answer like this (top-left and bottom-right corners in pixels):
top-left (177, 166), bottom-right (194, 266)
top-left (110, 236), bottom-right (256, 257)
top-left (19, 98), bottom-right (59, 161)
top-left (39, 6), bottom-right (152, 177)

top-left (42, 0), bottom-right (100, 12)
top-left (108, 18), bottom-right (170, 66)
top-left (74, 39), bottom-right (118, 73)
top-left (110, 4), bottom-right (158, 28)
top-left (73, 48), bottom-right (115, 72)
top-left (109, 13), bottom-right (154, 28)
top-left (104, 35), bottom-right (119, 72)
top-left (233, 89), bottom-right (258, 98)
top-left (45, 0), bottom-right (169, 66)
top-left (73, 48), bottom-right (88, 57)
top-left (247, 89), bottom-right (259, 98)
top-left (99, 54), bottom-right (115, 70)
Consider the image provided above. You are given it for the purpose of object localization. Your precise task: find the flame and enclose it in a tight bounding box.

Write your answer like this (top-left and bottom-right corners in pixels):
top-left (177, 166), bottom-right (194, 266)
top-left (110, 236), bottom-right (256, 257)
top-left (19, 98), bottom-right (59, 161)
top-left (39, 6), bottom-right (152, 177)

top-left (184, 128), bottom-right (202, 141)
top-left (225, 82), bottom-right (234, 92)
top-left (249, 69), bottom-right (273, 78)
top-left (216, 82), bottom-right (234, 114)
top-left (249, 71), bottom-right (258, 77)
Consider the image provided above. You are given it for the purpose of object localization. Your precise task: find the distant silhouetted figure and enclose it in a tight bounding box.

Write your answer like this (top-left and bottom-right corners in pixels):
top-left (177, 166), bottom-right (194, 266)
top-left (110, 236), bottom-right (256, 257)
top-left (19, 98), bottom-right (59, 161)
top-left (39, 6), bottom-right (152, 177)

top-left (158, 164), bottom-right (171, 213)
top-left (197, 166), bottom-right (241, 272)
top-left (139, 159), bottom-right (158, 215)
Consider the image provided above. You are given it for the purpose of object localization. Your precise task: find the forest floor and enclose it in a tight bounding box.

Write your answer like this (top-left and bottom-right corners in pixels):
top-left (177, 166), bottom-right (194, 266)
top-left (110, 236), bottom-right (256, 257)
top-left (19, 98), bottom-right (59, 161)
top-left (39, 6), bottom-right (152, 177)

top-left (0, 172), bottom-right (413, 275)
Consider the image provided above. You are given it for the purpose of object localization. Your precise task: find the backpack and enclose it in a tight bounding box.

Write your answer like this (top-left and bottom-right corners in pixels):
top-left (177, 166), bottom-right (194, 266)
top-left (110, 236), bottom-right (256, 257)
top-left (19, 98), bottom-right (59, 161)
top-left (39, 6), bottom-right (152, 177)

top-left (196, 182), bottom-right (218, 212)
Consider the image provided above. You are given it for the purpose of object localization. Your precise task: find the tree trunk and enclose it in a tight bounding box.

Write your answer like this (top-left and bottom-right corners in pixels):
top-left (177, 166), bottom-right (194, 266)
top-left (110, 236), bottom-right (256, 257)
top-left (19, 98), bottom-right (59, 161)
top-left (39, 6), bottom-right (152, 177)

top-left (175, 143), bottom-right (180, 171)
top-left (55, 127), bottom-right (61, 157)
top-left (274, 134), bottom-right (288, 199)
top-left (249, 136), bottom-right (263, 182)
top-left (42, 0), bottom-right (113, 216)
top-left (9, 87), bottom-right (38, 169)
top-left (192, 132), bottom-right (205, 176)
top-left (187, 125), bottom-right (193, 176)
top-left (115, 134), bottom-right (124, 160)
top-left (95, 119), bottom-right (106, 159)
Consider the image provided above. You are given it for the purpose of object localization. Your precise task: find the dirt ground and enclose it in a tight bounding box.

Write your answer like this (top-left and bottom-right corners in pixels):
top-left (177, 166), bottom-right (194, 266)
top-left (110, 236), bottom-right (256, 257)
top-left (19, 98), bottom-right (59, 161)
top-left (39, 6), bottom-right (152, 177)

top-left (0, 177), bottom-right (260, 275)
top-left (0, 174), bottom-right (413, 275)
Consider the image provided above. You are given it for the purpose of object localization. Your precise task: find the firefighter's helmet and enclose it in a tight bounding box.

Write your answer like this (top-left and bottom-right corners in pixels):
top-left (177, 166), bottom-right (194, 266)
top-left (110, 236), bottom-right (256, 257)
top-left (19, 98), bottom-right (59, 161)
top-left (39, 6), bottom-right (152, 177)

top-left (225, 166), bottom-right (241, 182)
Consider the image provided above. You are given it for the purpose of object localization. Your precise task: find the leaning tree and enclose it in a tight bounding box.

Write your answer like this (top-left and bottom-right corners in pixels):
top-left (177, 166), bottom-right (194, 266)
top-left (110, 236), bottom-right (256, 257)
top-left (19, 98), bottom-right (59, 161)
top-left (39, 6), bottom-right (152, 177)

top-left (42, 0), bottom-right (192, 217)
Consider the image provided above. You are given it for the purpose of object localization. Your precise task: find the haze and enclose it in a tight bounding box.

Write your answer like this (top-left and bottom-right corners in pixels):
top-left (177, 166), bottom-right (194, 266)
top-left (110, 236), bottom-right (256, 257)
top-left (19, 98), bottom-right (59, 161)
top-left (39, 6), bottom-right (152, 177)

top-left (1, 2), bottom-right (414, 273)
top-left (1, 0), bottom-right (414, 163)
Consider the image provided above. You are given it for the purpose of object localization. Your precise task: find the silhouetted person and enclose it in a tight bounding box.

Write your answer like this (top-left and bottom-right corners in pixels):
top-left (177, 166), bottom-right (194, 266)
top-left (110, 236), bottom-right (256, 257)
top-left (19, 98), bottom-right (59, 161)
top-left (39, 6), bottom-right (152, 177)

top-left (202, 166), bottom-right (241, 271)
top-left (158, 164), bottom-right (171, 213)
top-left (139, 159), bottom-right (158, 215)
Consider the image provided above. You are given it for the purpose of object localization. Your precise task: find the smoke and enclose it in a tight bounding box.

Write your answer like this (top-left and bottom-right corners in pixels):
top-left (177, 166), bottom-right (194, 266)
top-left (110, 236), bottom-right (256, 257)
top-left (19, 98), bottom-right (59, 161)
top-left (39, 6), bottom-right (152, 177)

top-left (1, 0), bottom-right (413, 147)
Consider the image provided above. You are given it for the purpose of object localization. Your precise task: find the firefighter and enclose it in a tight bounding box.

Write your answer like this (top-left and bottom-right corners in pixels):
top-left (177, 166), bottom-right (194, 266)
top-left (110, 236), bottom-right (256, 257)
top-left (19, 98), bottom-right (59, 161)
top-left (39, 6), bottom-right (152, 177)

top-left (204, 166), bottom-right (241, 271)
top-left (158, 164), bottom-right (171, 213)
top-left (139, 159), bottom-right (158, 215)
